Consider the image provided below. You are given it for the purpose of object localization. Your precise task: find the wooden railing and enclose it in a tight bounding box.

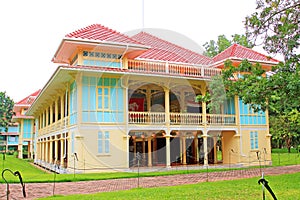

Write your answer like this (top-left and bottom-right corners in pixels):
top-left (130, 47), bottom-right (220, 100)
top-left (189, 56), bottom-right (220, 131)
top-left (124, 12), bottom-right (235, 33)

top-left (206, 114), bottom-right (236, 125)
top-left (127, 60), bottom-right (221, 78)
top-left (128, 112), bottom-right (236, 125)
top-left (170, 113), bottom-right (203, 125)
top-left (129, 112), bottom-right (165, 124)
top-left (38, 117), bottom-right (69, 136)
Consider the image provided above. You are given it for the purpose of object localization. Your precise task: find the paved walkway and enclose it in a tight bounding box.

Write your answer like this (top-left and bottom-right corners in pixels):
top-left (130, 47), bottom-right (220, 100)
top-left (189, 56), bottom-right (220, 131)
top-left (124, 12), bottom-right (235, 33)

top-left (1, 165), bottom-right (300, 200)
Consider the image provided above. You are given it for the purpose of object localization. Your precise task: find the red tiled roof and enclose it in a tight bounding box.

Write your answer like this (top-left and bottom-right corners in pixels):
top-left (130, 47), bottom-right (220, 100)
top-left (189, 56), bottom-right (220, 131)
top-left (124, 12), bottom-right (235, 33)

top-left (131, 32), bottom-right (212, 65)
top-left (16, 89), bottom-right (41, 105)
top-left (65, 24), bottom-right (142, 45)
top-left (213, 43), bottom-right (279, 63)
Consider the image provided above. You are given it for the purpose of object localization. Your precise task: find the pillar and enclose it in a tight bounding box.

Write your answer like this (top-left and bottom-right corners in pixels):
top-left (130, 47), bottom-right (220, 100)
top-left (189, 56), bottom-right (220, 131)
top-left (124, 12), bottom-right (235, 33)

top-left (55, 136), bottom-right (59, 164)
top-left (49, 139), bottom-right (53, 163)
top-left (146, 87), bottom-right (151, 112)
top-left (213, 137), bottom-right (218, 164)
top-left (50, 103), bottom-right (53, 125)
top-left (182, 136), bottom-right (187, 165)
top-left (203, 134), bottom-right (208, 166)
top-left (193, 132), bottom-right (199, 164)
top-left (147, 136), bottom-right (152, 167)
top-left (60, 137), bottom-right (65, 167)
top-left (55, 99), bottom-right (58, 122)
top-left (164, 87), bottom-right (170, 124)
top-left (166, 135), bottom-right (171, 167)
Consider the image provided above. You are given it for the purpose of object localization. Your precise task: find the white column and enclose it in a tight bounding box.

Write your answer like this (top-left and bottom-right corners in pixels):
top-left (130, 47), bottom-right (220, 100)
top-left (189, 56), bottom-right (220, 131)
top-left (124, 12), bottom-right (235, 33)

top-left (166, 136), bottom-right (171, 167)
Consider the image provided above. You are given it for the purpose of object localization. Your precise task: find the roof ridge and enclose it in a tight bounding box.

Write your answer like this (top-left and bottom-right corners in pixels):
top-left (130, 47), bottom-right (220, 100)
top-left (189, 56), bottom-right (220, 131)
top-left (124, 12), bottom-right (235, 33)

top-left (136, 31), bottom-right (207, 57)
top-left (235, 43), bottom-right (280, 62)
top-left (65, 24), bottom-right (143, 45)
top-left (131, 31), bottom-right (212, 64)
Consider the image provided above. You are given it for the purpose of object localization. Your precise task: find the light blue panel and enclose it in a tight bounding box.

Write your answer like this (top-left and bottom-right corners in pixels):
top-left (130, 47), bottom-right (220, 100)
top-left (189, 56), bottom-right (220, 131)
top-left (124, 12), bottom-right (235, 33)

top-left (262, 116), bottom-right (266, 124)
top-left (89, 112), bottom-right (97, 122)
top-left (82, 85), bottom-right (89, 110)
top-left (70, 114), bottom-right (77, 125)
top-left (240, 116), bottom-right (245, 125)
top-left (8, 126), bottom-right (18, 132)
top-left (110, 88), bottom-right (116, 110)
top-left (97, 112), bottom-right (103, 122)
top-left (118, 112), bottom-right (124, 122)
top-left (103, 112), bottom-right (111, 122)
top-left (95, 60), bottom-right (101, 66)
top-left (117, 88), bottom-right (124, 110)
top-left (82, 112), bottom-right (88, 122)
top-left (23, 119), bottom-right (32, 139)
top-left (90, 86), bottom-right (96, 110)
top-left (110, 112), bottom-right (117, 122)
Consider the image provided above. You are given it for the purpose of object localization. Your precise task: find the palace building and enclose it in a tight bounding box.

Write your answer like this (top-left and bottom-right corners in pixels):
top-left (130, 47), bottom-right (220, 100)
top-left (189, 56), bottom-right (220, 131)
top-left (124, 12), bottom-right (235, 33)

top-left (26, 24), bottom-right (278, 173)
top-left (0, 90), bottom-right (40, 158)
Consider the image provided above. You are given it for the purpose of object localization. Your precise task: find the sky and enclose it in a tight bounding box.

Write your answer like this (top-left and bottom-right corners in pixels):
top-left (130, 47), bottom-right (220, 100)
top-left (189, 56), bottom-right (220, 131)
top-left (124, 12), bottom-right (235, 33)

top-left (0, 0), bottom-right (259, 102)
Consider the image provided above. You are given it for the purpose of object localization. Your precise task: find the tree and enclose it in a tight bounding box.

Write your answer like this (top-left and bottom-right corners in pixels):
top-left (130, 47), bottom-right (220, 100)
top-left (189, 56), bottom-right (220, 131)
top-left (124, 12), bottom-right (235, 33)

top-left (203, 34), bottom-right (254, 58)
top-left (221, 59), bottom-right (300, 152)
top-left (0, 92), bottom-right (14, 133)
top-left (244, 0), bottom-right (300, 151)
top-left (245, 0), bottom-right (300, 64)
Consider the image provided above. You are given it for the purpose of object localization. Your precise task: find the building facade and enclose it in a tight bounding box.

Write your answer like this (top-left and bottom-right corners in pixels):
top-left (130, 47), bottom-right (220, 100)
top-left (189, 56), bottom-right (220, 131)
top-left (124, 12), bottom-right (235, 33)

top-left (27, 24), bottom-right (278, 173)
top-left (0, 90), bottom-right (39, 158)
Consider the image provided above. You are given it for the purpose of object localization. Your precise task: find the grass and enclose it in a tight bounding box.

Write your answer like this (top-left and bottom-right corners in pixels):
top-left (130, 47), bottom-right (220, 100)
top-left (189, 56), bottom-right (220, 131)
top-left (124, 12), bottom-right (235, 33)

top-left (1, 150), bottom-right (300, 199)
top-left (39, 172), bottom-right (300, 200)
top-left (271, 148), bottom-right (300, 166)
top-left (1, 149), bottom-right (300, 183)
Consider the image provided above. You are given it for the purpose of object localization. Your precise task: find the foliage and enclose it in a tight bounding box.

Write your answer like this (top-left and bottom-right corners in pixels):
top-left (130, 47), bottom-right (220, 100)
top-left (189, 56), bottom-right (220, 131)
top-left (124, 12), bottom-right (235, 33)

top-left (244, 0), bottom-right (300, 151)
top-left (0, 91), bottom-right (14, 133)
top-left (245, 0), bottom-right (300, 63)
top-left (221, 59), bottom-right (300, 151)
top-left (195, 75), bottom-right (226, 114)
top-left (203, 34), bottom-right (254, 57)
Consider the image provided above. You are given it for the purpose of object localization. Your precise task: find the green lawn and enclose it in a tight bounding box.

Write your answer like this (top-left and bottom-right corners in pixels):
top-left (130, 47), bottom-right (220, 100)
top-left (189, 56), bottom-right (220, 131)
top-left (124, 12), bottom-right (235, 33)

top-left (271, 148), bottom-right (300, 166)
top-left (1, 151), bottom-right (300, 199)
top-left (39, 172), bottom-right (300, 200)
top-left (1, 149), bottom-right (300, 183)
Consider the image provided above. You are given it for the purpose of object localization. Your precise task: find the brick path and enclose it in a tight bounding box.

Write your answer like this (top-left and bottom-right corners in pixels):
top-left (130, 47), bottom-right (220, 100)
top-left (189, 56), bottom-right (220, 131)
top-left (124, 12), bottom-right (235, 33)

top-left (1, 165), bottom-right (300, 200)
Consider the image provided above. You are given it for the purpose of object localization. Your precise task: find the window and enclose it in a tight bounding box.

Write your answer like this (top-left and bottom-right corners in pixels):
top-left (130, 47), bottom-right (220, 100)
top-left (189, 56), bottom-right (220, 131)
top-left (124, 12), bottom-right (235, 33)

top-left (98, 131), bottom-right (110, 153)
top-left (250, 131), bottom-right (258, 149)
top-left (97, 87), bottom-right (110, 110)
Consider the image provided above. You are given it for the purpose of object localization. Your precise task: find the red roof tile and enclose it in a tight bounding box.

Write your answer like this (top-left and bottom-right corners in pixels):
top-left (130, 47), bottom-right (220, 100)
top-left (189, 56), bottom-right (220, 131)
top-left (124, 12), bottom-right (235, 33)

top-left (131, 32), bottom-right (212, 65)
top-left (213, 44), bottom-right (279, 63)
top-left (65, 24), bottom-right (142, 45)
top-left (16, 89), bottom-right (41, 105)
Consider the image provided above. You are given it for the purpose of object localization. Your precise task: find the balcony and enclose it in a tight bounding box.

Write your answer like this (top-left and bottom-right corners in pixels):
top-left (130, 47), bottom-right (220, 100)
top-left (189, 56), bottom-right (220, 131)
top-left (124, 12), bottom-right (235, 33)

top-left (127, 60), bottom-right (221, 79)
top-left (39, 117), bottom-right (69, 136)
top-left (128, 112), bottom-right (236, 126)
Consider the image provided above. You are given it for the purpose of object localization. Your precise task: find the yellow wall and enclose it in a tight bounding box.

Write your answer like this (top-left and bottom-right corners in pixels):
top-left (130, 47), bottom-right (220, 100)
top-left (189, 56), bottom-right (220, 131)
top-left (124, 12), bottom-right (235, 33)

top-left (71, 127), bottom-right (128, 172)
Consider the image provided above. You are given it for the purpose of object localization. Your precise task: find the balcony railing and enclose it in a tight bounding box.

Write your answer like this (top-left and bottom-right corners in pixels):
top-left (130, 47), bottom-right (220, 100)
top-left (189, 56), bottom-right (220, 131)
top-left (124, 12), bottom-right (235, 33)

top-left (38, 117), bottom-right (69, 136)
top-left (129, 112), bottom-right (236, 126)
top-left (129, 112), bottom-right (166, 124)
top-left (128, 60), bottom-right (221, 78)
top-left (170, 113), bottom-right (203, 125)
top-left (206, 114), bottom-right (236, 125)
